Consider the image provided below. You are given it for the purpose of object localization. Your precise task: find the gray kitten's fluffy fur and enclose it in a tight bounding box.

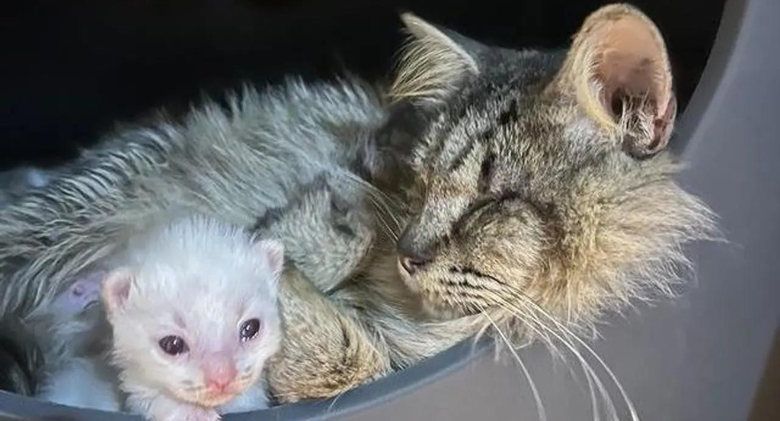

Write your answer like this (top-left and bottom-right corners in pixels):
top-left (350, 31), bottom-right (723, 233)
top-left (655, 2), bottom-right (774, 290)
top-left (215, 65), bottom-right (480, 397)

top-left (0, 4), bottom-right (714, 404)
top-left (0, 167), bottom-right (51, 209)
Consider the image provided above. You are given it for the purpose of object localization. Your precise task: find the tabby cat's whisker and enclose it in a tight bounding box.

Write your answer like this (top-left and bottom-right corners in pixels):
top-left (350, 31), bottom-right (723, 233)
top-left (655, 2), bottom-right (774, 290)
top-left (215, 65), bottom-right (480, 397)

top-left (469, 314), bottom-right (494, 355)
top-left (479, 305), bottom-right (547, 421)
top-left (489, 285), bottom-right (639, 421)
top-left (333, 171), bottom-right (405, 241)
top-left (326, 388), bottom-right (348, 412)
top-left (373, 209), bottom-right (399, 242)
top-left (514, 295), bottom-right (639, 421)
top-left (365, 195), bottom-right (402, 241)
top-left (503, 303), bottom-right (565, 363)
top-left (482, 291), bottom-right (612, 421)
top-left (484, 294), bottom-right (599, 421)
top-left (343, 171), bottom-right (408, 214)
top-left (517, 302), bottom-right (614, 421)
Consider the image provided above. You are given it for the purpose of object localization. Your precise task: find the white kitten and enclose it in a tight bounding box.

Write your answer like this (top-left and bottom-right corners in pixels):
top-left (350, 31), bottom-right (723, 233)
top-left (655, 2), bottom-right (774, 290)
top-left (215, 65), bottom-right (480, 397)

top-left (35, 215), bottom-right (284, 421)
top-left (102, 215), bottom-right (284, 421)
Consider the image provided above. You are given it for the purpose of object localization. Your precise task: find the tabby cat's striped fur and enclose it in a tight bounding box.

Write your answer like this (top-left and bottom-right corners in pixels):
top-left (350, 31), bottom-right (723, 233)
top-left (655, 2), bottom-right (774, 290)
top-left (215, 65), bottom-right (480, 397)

top-left (0, 4), bottom-right (713, 403)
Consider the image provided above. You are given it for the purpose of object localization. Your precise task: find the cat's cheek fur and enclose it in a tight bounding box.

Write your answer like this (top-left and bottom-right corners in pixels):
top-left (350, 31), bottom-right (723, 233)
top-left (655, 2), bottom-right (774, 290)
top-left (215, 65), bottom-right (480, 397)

top-left (110, 317), bottom-right (198, 404)
top-left (401, 203), bottom-right (547, 318)
top-left (214, 308), bottom-right (282, 408)
top-left (236, 328), bottom-right (282, 389)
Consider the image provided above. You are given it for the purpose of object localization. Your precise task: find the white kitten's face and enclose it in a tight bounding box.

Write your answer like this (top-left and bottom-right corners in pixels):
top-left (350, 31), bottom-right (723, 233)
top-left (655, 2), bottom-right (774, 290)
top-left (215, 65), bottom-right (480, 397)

top-left (113, 287), bottom-right (281, 407)
top-left (103, 231), bottom-right (284, 408)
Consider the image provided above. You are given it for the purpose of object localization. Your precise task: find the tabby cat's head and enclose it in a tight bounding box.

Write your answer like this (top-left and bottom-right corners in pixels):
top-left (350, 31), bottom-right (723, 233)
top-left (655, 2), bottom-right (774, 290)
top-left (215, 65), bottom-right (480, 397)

top-left (389, 4), bottom-right (715, 331)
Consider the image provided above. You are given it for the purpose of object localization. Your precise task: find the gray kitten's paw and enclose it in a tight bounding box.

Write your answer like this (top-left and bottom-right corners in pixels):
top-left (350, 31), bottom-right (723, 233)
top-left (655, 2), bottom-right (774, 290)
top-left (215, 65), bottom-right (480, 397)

top-left (49, 271), bottom-right (106, 317)
top-left (254, 178), bottom-right (374, 293)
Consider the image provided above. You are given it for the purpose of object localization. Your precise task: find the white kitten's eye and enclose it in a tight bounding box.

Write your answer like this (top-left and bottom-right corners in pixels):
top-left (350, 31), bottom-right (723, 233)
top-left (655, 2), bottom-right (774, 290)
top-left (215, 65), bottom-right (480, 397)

top-left (159, 335), bottom-right (189, 355)
top-left (239, 319), bottom-right (261, 342)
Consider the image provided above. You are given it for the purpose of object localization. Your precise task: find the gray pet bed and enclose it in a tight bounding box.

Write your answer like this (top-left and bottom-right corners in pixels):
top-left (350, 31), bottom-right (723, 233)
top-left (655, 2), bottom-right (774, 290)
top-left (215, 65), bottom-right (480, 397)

top-left (1, 0), bottom-right (778, 419)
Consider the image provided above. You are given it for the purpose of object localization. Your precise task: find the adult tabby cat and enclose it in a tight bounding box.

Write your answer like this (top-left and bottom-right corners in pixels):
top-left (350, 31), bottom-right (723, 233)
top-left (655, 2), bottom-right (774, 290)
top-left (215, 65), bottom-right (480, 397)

top-left (0, 4), bottom-right (713, 403)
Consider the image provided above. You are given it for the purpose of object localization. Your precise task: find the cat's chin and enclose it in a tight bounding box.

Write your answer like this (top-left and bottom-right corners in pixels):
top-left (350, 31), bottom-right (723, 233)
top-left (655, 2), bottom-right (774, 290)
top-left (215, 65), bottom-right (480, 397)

top-left (169, 386), bottom-right (246, 408)
top-left (198, 393), bottom-right (238, 408)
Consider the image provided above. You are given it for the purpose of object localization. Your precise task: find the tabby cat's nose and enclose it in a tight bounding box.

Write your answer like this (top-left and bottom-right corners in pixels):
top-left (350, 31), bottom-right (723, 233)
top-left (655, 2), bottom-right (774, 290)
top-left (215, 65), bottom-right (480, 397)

top-left (400, 255), bottom-right (432, 275)
top-left (397, 235), bottom-right (433, 275)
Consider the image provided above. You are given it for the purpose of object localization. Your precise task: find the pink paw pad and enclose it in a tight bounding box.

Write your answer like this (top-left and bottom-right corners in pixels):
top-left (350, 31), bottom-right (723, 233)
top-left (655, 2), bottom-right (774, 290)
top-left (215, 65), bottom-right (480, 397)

top-left (51, 271), bottom-right (107, 316)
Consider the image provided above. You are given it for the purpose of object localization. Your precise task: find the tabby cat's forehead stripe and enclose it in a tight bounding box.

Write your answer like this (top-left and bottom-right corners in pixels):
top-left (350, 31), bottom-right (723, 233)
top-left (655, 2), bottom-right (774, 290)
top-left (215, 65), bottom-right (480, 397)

top-left (423, 73), bottom-right (530, 178)
top-left (497, 99), bottom-right (520, 127)
top-left (425, 106), bottom-right (467, 162)
top-left (478, 148), bottom-right (495, 193)
top-left (445, 132), bottom-right (480, 172)
top-left (437, 119), bottom-right (501, 175)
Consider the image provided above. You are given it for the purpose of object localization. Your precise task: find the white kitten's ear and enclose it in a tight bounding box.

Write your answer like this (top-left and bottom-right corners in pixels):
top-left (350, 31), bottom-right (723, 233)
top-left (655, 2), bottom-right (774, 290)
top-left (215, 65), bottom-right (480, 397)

top-left (254, 239), bottom-right (285, 279)
top-left (552, 4), bottom-right (676, 158)
top-left (391, 12), bottom-right (481, 104)
top-left (101, 268), bottom-right (134, 314)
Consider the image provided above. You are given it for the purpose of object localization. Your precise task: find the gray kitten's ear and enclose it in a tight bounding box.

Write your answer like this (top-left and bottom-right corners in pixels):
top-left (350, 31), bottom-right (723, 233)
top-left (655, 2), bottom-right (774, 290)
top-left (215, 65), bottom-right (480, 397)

top-left (101, 269), bottom-right (134, 315)
top-left (391, 13), bottom-right (481, 104)
top-left (254, 239), bottom-right (285, 280)
top-left (552, 4), bottom-right (676, 158)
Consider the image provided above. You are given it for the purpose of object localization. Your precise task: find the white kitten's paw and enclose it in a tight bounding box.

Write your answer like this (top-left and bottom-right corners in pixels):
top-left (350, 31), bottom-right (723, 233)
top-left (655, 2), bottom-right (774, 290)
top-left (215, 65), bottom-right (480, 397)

top-left (161, 406), bottom-right (220, 421)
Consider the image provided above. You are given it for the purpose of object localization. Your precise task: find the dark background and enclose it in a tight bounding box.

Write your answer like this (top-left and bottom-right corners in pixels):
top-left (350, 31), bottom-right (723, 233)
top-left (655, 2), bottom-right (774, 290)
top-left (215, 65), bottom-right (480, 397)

top-left (0, 0), bottom-right (725, 169)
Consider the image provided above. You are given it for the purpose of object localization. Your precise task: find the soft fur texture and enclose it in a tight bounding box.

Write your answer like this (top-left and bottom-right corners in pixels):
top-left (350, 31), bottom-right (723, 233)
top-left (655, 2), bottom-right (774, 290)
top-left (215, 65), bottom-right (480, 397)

top-left (0, 166), bottom-right (52, 209)
top-left (26, 280), bottom-right (114, 405)
top-left (26, 216), bottom-right (282, 420)
top-left (102, 215), bottom-right (283, 421)
top-left (0, 3), bottom-right (714, 408)
top-left (0, 317), bottom-right (43, 396)
top-left (37, 356), bottom-right (122, 411)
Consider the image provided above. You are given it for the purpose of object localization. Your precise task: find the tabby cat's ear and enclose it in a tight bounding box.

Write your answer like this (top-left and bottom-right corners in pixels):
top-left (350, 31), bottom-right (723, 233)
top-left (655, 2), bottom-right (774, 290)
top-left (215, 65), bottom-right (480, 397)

top-left (391, 13), bottom-right (481, 104)
top-left (552, 4), bottom-right (676, 158)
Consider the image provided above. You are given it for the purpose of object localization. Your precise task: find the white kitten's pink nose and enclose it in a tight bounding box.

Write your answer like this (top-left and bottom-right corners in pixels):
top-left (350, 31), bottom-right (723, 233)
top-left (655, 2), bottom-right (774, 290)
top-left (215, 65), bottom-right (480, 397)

top-left (202, 356), bottom-right (237, 392)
